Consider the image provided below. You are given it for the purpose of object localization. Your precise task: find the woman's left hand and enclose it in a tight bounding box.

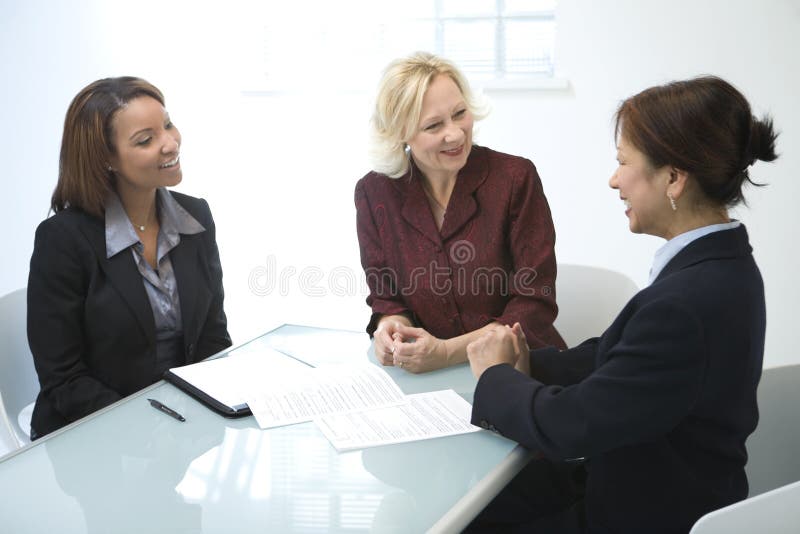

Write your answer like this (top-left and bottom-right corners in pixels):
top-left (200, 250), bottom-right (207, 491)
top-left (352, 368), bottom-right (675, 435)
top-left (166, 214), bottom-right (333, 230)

top-left (390, 324), bottom-right (449, 373)
top-left (510, 322), bottom-right (531, 376)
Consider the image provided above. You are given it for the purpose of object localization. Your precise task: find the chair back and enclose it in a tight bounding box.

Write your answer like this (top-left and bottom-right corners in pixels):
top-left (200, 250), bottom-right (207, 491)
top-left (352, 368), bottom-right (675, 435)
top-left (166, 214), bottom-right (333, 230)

top-left (554, 264), bottom-right (639, 347)
top-left (0, 288), bottom-right (39, 451)
top-left (745, 364), bottom-right (800, 496)
top-left (689, 480), bottom-right (800, 534)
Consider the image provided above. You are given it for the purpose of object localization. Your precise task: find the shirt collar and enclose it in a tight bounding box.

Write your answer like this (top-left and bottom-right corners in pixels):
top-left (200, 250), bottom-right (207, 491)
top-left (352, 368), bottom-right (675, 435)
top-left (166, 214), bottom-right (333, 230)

top-left (105, 188), bottom-right (205, 259)
top-left (648, 220), bottom-right (741, 285)
top-left (105, 192), bottom-right (139, 258)
top-left (157, 188), bottom-right (206, 250)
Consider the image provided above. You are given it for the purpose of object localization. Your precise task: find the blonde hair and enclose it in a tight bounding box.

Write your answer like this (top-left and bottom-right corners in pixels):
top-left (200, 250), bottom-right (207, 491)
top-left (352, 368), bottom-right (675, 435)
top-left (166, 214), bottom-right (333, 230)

top-left (369, 52), bottom-right (486, 178)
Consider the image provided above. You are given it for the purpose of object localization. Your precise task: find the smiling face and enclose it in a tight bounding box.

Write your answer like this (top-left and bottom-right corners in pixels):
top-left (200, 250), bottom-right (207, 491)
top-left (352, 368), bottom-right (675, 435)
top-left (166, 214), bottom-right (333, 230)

top-left (109, 96), bottom-right (182, 195)
top-left (609, 136), bottom-right (674, 239)
top-left (407, 74), bottom-right (473, 182)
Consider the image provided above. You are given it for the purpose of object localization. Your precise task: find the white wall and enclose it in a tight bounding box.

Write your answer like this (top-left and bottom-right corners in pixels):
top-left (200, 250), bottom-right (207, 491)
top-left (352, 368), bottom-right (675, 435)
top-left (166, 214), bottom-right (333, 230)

top-left (2, 0), bottom-right (797, 367)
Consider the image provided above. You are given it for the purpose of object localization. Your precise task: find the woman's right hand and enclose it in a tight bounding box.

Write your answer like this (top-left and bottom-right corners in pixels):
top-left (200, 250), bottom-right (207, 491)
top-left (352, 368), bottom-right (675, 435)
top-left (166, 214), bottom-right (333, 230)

top-left (373, 315), bottom-right (412, 365)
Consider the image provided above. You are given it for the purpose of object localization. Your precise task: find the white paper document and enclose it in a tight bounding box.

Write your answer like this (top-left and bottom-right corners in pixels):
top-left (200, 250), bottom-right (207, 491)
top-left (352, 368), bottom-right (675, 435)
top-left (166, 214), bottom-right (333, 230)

top-left (315, 389), bottom-right (480, 451)
top-left (168, 347), bottom-right (311, 411)
top-left (247, 363), bottom-right (407, 429)
top-left (263, 328), bottom-right (372, 367)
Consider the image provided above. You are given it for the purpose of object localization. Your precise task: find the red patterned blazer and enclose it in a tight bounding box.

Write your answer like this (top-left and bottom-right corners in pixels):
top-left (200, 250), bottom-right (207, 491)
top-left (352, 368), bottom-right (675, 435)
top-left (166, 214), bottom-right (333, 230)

top-left (355, 145), bottom-right (565, 350)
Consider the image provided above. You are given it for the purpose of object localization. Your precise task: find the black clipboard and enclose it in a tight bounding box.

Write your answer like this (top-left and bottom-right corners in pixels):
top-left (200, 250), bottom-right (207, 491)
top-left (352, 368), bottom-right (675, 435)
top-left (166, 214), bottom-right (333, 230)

top-left (162, 324), bottom-right (331, 419)
top-left (163, 365), bottom-right (251, 418)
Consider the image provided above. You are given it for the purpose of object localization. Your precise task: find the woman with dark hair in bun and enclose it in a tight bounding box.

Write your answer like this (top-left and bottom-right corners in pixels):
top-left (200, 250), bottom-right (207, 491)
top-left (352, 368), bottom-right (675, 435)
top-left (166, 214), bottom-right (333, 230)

top-left (465, 76), bottom-right (778, 533)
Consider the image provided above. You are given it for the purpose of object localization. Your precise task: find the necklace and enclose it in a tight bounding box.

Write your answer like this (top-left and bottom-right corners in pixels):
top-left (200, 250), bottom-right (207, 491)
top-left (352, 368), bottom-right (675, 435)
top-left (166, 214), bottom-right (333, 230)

top-left (132, 209), bottom-right (156, 233)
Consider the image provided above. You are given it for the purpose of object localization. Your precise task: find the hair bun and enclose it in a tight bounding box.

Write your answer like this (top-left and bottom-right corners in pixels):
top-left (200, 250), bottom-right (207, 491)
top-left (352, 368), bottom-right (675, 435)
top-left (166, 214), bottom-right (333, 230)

top-left (747, 115), bottom-right (779, 165)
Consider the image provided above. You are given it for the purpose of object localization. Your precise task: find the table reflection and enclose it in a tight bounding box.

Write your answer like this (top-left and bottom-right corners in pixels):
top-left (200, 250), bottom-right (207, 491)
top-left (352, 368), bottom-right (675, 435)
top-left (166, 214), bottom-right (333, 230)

top-left (45, 413), bottom-right (224, 533)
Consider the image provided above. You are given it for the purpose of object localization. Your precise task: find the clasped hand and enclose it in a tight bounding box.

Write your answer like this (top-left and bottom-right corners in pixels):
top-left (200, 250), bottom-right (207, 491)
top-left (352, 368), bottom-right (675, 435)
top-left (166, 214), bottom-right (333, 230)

top-left (466, 322), bottom-right (529, 379)
top-left (374, 321), bottom-right (448, 374)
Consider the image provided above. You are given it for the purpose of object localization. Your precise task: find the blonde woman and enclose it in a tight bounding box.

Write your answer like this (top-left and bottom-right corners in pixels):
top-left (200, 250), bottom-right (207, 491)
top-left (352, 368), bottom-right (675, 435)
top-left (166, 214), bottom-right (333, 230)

top-left (355, 52), bottom-right (565, 374)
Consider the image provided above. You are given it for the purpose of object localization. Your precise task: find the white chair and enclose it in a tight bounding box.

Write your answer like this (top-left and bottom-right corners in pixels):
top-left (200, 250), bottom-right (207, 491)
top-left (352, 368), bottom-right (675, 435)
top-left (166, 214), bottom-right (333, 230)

top-left (553, 264), bottom-right (639, 347)
top-left (689, 480), bottom-right (800, 534)
top-left (0, 288), bottom-right (39, 453)
top-left (744, 364), bottom-right (800, 497)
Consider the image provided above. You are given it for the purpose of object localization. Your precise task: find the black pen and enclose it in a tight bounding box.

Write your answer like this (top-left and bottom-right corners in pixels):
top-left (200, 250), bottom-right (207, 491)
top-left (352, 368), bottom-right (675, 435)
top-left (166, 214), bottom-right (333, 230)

top-left (148, 398), bottom-right (186, 422)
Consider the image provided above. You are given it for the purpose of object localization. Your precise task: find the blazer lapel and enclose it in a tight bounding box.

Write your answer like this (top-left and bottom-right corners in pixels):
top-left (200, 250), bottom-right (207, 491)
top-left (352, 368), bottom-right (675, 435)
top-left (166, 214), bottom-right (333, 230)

top-left (170, 233), bottom-right (202, 346)
top-left (81, 218), bottom-right (156, 345)
top-left (440, 146), bottom-right (488, 241)
top-left (399, 146), bottom-right (489, 244)
top-left (105, 253), bottom-right (156, 345)
top-left (399, 175), bottom-right (444, 247)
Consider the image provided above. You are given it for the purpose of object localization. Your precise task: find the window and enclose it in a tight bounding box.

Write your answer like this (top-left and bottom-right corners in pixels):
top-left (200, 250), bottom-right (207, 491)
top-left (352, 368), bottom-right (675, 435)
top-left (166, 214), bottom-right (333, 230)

top-left (433, 0), bottom-right (557, 82)
top-left (239, 0), bottom-right (559, 93)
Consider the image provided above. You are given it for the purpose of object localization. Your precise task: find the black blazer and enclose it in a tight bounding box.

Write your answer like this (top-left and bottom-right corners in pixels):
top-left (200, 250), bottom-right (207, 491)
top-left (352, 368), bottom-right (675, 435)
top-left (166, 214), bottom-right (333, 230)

top-left (28, 192), bottom-right (232, 438)
top-left (472, 225), bottom-right (765, 533)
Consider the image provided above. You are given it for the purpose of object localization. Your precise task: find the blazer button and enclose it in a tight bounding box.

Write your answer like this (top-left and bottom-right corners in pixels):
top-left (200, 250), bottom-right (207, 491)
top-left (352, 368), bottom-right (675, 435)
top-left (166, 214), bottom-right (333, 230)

top-left (187, 343), bottom-right (196, 357)
top-left (480, 420), bottom-right (490, 429)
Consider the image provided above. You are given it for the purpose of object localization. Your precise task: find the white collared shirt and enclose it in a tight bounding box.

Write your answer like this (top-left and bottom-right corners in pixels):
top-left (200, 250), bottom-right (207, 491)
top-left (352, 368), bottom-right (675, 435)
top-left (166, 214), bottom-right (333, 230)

top-left (648, 220), bottom-right (742, 285)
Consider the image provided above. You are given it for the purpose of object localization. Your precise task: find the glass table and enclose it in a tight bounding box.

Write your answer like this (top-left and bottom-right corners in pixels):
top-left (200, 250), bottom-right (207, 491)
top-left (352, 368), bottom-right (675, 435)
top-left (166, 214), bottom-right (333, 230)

top-left (0, 325), bottom-right (533, 533)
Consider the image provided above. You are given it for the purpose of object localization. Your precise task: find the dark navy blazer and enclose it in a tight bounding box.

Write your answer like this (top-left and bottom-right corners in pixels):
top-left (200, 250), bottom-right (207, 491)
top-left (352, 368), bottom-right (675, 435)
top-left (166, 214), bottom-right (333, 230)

top-left (28, 192), bottom-right (231, 438)
top-left (472, 225), bottom-right (765, 533)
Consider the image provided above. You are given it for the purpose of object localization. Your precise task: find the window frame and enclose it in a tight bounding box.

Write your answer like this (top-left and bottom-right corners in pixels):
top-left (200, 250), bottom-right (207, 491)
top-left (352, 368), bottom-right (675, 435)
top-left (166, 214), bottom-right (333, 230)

top-left (240, 0), bottom-right (567, 95)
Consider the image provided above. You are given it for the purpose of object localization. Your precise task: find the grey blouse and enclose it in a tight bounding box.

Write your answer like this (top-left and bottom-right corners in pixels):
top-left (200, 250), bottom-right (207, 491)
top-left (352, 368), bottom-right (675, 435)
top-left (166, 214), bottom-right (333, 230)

top-left (105, 188), bottom-right (205, 374)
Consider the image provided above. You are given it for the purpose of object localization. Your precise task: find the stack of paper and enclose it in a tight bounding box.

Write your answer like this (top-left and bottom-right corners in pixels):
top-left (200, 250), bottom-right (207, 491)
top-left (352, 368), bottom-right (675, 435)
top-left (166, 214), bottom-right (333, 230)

top-left (244, 363), bottom-right (480, 451)
top-left (246, 363), bottom-right (406, 429)
top-left (168, 348), bottom-right (481, 451)
top-left (315, 389), bottom-right (479, 451)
